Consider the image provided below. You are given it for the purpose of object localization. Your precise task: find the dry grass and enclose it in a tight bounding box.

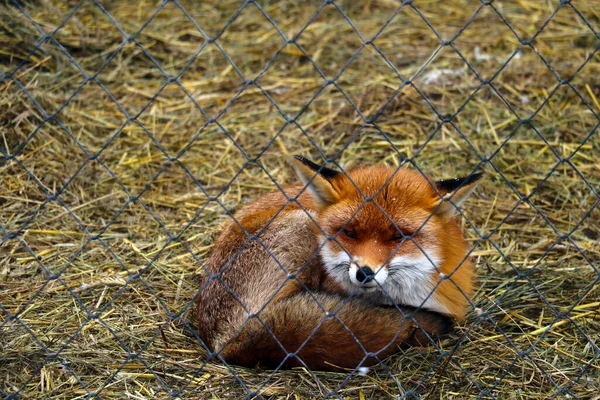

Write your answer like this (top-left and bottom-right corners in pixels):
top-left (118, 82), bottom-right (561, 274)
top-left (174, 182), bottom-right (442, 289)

top-left (1, 0), bottom-right (599, 398)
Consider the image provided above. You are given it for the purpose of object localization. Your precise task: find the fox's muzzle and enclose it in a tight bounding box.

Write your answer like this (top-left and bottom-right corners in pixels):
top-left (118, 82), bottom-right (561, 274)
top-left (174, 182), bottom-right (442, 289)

top-left (349, 262), bottom-right (388, 287)
top-left (356, 267), bottom-right (375, 283)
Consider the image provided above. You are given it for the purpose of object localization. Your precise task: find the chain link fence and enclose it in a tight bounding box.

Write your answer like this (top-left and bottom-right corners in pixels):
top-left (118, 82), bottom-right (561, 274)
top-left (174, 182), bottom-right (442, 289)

top-left (1, 0), bottom-right (599, 398)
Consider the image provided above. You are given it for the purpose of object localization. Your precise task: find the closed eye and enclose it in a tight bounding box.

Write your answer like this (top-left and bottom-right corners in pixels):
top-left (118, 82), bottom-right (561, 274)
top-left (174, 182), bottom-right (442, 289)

top-left (344, 229), bottom-right (358, 239)
top-left (391, 230), bottom-right (415, 241)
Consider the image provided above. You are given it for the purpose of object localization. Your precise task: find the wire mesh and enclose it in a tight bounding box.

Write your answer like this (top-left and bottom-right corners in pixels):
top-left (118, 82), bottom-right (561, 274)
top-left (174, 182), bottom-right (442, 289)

top-left (1, 0), bottom-right (599, 399)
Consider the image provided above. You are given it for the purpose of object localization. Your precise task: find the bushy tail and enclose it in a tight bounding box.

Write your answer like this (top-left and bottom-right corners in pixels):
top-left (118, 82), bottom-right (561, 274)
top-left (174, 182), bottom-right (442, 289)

top-left (219, 292), bottom-right (451, 371)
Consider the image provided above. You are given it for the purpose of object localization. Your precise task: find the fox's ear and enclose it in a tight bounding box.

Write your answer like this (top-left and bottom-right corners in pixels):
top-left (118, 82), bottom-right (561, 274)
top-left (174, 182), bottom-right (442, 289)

top-left (292, 156), bottom-right (341, 207)
top-left (434, 172), bottom-right (483, 217)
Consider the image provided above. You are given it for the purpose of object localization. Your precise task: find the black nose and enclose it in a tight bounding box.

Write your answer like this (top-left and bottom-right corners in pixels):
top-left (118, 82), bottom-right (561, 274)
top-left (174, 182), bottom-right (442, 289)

top-left (356, 267), bottom-right (375, 283)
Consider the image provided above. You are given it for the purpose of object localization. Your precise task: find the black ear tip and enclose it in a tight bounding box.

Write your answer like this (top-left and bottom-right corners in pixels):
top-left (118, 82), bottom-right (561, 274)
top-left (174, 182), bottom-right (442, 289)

top-left (292, 156), bottom-right (341, 180)
top-left (293, 155), bottom-right (314, 167)
top-left (435, 171), bottom-right (484, 193)
top-left (471, 172), bottom-right (484, 182)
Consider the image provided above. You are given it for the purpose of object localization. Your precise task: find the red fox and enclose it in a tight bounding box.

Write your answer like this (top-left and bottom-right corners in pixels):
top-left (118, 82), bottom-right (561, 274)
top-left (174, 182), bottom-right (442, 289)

top-left (196, 157), bottom-right (482, 371)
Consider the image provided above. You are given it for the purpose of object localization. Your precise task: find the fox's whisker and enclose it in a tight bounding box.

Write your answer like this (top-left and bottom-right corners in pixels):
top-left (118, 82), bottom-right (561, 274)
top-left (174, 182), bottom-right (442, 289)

top-left (388, 264), bottom-right (420, 273)
top-left (332, 262), bottom-right (351, 272)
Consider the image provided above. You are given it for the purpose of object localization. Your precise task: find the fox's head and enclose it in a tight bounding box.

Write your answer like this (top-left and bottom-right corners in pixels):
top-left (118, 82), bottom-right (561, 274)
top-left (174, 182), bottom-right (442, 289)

top-left (292, 156), bottom-right (482, 316)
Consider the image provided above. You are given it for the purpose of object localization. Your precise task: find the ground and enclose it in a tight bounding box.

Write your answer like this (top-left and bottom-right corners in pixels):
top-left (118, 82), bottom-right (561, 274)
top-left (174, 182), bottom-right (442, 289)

top-left (1, 0), bottom-right (599, 399)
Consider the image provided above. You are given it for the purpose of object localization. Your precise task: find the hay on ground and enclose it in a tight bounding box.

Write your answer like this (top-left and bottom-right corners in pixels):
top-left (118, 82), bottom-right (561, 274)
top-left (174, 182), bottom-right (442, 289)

top-left (1, 0), bottom-right (599, 398)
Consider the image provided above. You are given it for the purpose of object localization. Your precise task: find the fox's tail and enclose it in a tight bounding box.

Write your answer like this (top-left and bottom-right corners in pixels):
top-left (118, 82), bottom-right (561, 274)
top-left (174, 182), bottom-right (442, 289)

top-left (218, 292), bottom-right (451, 371)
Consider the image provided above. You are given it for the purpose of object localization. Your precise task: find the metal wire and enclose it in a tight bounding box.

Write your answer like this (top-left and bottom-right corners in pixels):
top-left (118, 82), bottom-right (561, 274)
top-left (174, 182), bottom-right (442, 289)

top-left (1, 0), bottom-right (598, 399)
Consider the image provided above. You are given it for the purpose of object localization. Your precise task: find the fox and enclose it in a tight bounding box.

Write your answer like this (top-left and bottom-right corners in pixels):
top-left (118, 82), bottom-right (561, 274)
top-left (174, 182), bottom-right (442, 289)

top-left (195, 156), bottom-right (482, 371)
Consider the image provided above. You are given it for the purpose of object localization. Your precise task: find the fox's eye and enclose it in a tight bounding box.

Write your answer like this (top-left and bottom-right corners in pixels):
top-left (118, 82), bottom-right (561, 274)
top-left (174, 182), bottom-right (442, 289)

top-left (391, 230), bottom-right (413, 241)
top-left (344, 229), bottom-right (357, 239)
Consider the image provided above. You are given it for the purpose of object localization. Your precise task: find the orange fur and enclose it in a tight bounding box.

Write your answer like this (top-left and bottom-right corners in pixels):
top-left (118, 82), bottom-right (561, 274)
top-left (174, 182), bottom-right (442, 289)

top-left (196, 158), bottom-right (482, 370)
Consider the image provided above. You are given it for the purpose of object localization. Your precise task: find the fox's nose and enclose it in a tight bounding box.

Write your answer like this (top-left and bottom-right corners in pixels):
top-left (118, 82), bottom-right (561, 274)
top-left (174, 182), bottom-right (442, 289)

top-left (356, 267), bottom-right (375, 283)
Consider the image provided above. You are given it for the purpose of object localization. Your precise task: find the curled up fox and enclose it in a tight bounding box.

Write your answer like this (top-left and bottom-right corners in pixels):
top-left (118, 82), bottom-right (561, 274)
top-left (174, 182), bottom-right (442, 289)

top-left (196, 156), bottom-right (482, 371)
